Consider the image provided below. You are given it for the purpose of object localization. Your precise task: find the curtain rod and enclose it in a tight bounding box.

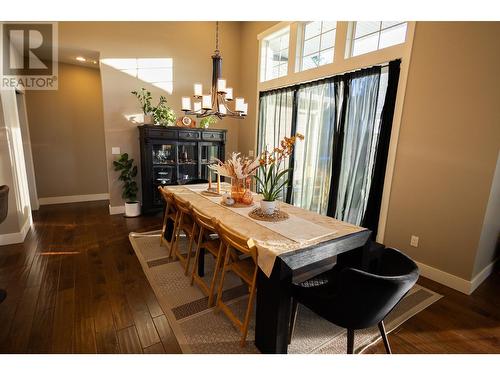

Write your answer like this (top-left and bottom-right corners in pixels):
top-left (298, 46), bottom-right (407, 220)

top-left (260, 60), bottom-right (397, 97)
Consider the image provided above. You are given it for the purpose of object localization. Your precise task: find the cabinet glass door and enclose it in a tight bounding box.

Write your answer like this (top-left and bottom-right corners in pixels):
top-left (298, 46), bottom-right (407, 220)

top-left (178, 142), bottom-right (198, 183)
top-left (200, 142), bottom-right (222, 182)
top-left (152, 143), bottom-right (176, 165)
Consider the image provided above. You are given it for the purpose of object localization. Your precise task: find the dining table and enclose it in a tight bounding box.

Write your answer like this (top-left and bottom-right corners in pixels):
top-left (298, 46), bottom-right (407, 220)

top-left (164, 183), bottom-right (371, 354)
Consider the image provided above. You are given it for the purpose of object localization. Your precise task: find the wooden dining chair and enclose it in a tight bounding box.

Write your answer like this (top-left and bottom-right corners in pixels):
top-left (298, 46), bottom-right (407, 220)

top-left (171, 194), bottom-right (197, 275)
top-left (190, 207), bottom-right (223, 306)
top-left (214, 220), bottom-right (258, 347)
top-left (158, 187), bottom-right (178, 251)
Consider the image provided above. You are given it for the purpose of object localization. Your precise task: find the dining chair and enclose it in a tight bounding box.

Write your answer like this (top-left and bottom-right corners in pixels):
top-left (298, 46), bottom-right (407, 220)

top-left (190, 206), bottom-right (223, 306)
top-left (171, 194), bottom-right (197, 275)
top-left (214, 220), bottom-right (258, 347)
top-left (158, 187), bottom-right (179, 251)
top-left (289, 247), bottom-right (419, 354)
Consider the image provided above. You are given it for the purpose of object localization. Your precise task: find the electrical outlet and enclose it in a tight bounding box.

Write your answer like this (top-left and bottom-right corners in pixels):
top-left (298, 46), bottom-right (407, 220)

top-left (249, 150), bottom-right (254, 157)
top-left (111, 147), bottom-right (121, 155)
top-left (410, 235), bottom-right (419, 248)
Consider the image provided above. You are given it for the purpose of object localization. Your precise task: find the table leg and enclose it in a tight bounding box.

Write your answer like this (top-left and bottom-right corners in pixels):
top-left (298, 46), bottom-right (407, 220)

top-left (255, 260), bottom-right (293, 354)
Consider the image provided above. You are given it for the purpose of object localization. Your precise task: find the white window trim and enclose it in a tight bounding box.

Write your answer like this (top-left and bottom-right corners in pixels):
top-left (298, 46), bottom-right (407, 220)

top-left (255, 21), bottom-right (417, 244)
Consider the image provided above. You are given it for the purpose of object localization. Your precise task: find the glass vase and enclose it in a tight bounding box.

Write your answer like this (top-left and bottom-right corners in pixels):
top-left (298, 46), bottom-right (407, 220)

top-left (231, 177), bottom-right (253, 205)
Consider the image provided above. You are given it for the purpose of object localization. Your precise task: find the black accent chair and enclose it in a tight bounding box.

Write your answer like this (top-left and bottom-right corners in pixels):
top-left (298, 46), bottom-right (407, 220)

top-left (0, 185), bottom-right (9, 304)
top-left (289, 247), bottom-right (419, 354)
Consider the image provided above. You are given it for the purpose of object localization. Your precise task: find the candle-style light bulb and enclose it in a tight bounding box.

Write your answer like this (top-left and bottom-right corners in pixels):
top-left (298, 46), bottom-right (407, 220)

top-left (202, 95), bottom-right (212, 110)
top-left (217, 79), bottom-right (227, 93)
top-left (194, 83), bottom-right (203, 97)
top-left (193, 101), bottom-right (202, 113)
top-left (225, 88), bottom-right (233, 101)
top-left (235, 97), bottom-right (244, 112)
top-left (219, 103), bottom-right (227, 115)
top-left (181, 97), bottom-right (191, 111)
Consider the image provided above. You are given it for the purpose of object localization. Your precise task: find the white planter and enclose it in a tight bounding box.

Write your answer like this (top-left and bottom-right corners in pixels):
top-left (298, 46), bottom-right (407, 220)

top-left (125, 201), bottom-right (141, 217)
top-left (143, 114), bottom-right (154, 125)
top-left (260, 200), bottom-right (277, 215)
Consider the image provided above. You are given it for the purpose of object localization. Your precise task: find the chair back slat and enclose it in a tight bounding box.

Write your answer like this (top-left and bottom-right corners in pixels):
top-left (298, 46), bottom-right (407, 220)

top-left (192, 206), bottom-right (216, 232)
top-left (215, 220), bottom-right (257, 261)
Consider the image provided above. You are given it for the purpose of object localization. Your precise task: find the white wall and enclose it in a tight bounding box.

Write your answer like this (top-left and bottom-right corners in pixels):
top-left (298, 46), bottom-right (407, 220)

top-left (0, 88), bottom-right (32, 245)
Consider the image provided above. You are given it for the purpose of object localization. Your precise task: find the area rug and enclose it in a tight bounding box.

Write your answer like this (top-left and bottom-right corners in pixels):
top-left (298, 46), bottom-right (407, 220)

top-left (129, 231), bottom-right (442, 354)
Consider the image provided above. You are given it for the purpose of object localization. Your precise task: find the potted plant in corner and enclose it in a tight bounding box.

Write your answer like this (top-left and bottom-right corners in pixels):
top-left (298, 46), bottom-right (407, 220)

top-left (113, 153), bottom-right (140, 217)
top-left (254, 134), bottom-right (304, 215)
top-left (131, 88), bottom-right (154, 125)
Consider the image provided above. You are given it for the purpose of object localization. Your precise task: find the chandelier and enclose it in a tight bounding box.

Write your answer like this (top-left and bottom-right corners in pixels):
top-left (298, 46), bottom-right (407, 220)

top-left (181, 22), bottom-right (247, 119)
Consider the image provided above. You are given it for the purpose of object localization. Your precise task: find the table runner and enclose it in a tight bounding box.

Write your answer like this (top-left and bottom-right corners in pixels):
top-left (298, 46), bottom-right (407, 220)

top-left (165, 184), bottom-right (365, 277)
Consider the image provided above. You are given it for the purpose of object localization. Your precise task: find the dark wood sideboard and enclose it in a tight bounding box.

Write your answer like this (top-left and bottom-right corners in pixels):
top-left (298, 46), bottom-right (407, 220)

top-left (138, 125), bottom-right (227, 214)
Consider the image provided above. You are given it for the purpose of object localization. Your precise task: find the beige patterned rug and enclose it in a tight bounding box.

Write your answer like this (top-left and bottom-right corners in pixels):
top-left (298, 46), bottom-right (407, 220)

top-left (129, 231), bottom-right (442, 354)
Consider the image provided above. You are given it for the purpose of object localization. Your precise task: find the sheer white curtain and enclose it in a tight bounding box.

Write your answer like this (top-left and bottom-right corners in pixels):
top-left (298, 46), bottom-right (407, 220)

top-left (291, 82), bottom-right (336, 215)
top-left (257, 89), bottom-right (294, 200)
top-left (334, 69), bottom-right (387, 224)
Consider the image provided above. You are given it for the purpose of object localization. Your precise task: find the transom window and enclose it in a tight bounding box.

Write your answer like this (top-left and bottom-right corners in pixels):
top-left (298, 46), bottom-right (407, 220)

top-left (101, 58), bottom-right (174, 93)
top-left (298, 21), bottom-right (337, 71)
top-left (348, 21), bottom-right (407, 57)
top-left (260, 27), bottom-right (290, 82)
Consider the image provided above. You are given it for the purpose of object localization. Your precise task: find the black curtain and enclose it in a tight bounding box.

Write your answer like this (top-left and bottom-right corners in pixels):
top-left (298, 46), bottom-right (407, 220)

top-left (362, 59), bottom-right (401, 236)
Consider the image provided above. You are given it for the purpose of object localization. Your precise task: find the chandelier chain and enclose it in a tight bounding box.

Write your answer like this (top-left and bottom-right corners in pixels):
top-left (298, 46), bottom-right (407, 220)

top-left (215, 21), bottom-right (219, 53)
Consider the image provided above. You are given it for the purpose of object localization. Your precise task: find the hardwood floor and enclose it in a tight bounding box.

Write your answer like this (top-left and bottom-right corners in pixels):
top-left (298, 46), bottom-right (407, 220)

top-left (0, 200), bottom-right (498, 354)
top-left (0, 201), bottom-right (181, 354)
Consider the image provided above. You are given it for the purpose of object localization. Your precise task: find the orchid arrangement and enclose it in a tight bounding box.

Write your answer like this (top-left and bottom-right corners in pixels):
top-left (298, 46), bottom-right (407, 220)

top-left (254, 133), bottom-right (304, 202)
top-left (208, 152), bottom-right (261, 179)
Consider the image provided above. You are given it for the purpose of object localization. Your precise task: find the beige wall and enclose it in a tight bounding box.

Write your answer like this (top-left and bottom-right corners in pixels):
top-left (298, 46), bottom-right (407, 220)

top-left (238, 21), bottom-right (278, 156)
top-left (25, 62), bottom-right (108, 198)
top-left (384, 22), bottom-right (500, 280)
top-left (58, 22), bottom-right (243, 207)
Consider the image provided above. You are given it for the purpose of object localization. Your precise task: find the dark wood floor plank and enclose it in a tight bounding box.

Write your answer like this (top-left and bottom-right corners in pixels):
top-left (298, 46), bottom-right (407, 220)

top-left (153, 315), bottom-right (182, 353)
top-left (117, 326), bottom-right (143, 354)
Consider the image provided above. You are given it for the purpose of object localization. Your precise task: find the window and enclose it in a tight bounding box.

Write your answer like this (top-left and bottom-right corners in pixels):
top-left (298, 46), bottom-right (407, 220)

top-left (297, 21), bottom-right (336, 71)
top-left (348, 22), bottom-right (407, 57)
top-left (101, 58), bottom-right (174, 93)
top-left (260, 27), bottom-right (290, 82)
top-left (257, 63), bottom-right (396, 224)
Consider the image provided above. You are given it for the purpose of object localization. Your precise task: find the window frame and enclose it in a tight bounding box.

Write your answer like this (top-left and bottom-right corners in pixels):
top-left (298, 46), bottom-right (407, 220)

top-left (255, 21), bottom-right (416, 244)
top-left (260, 26), bottom-right (291, 83)
top-left (296, 21), bottom-right (337, 72)
top-left (346, 21), bottom-right (408, 58)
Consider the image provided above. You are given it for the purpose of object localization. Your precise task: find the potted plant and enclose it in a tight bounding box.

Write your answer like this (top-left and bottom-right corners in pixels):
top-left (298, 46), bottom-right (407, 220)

top-left (153, 95), bottom-right (177, 126)
top-left (113, 153), bottom-right (140, 217)
top-left (254, 134), bottom-right (304, 215)
top-left (131, 88), bottom-right (154, 125)
top-left (200, 115), bottom-right (218, 129)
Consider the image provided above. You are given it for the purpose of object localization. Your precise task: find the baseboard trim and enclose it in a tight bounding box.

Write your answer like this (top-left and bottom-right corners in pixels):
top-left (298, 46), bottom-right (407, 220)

top-left (416, 259), bottom-right (497, 295)
top-left (39, 193), bottom-right (109, 205)
top-left (470, 259), bottom-right (497, 294)
top-left (0, 216), bottom-right (32, 246)
top-left (109, 204), bottom-right (125, 215)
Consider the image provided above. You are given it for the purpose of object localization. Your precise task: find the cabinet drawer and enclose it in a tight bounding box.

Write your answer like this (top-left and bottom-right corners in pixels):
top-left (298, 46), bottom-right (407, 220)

top-left (202, 131), bottom-right (224, 141)
top-left (147, 128), bottom-right (177, 139)
top-left (179, 130), bottom-right (201, 140)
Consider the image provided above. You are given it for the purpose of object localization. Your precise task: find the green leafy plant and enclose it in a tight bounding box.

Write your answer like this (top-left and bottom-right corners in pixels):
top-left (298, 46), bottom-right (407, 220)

top-left (153, 95), bottom-right (176, 126)
top-left (131, 88), bottom-right (154, 115)
top-left (200, 115), bottom-right (218, 128)
top-left (254, 134), bottom-right (304, 201)
top-left (131, 89), bottom-right (176, 126)
top-left (113, 153), bottom-right (138, 202)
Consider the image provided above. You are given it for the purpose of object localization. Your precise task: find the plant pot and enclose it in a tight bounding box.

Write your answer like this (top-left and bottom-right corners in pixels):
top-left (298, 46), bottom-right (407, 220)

top-left (260, 200), bottom-right (276, 215)
top-left (124, 201), bottom-right (141, 217)
top-left (143, 114), bottom-right (154, 125)
top-left (231, 177), bottom-right (253, 205)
